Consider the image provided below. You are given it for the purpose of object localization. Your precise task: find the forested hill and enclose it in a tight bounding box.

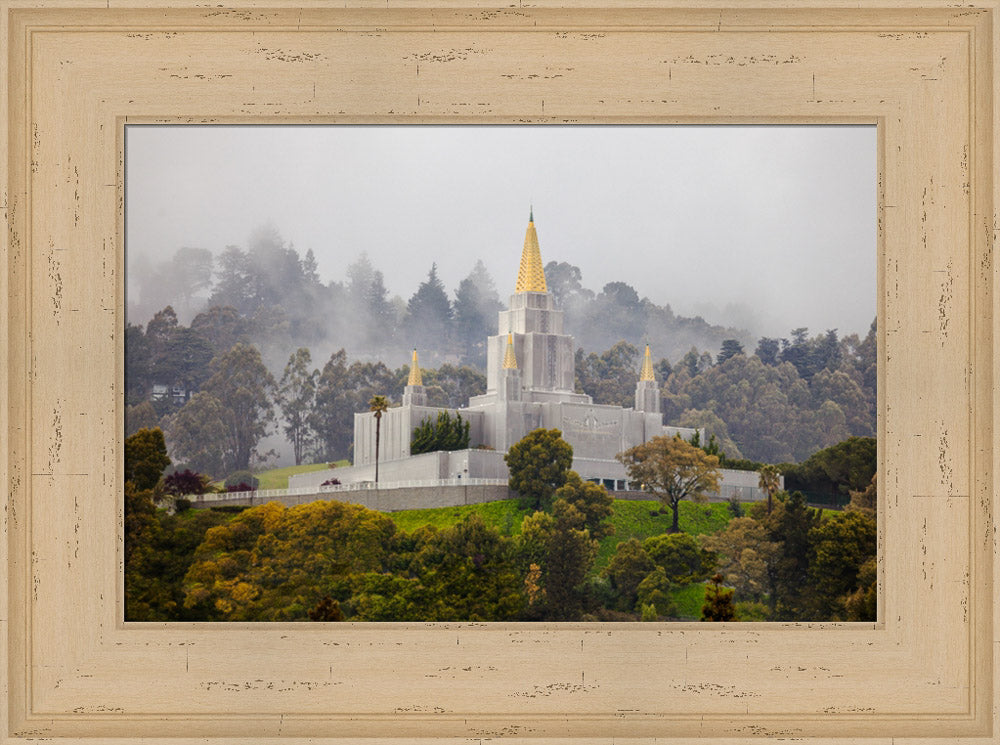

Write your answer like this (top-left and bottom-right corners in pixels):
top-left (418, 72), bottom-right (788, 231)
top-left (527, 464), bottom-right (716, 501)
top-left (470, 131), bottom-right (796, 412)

top-left (126, 228), bottom-right (874, 472)
top-left (127, 226), bottom-right (749, 372)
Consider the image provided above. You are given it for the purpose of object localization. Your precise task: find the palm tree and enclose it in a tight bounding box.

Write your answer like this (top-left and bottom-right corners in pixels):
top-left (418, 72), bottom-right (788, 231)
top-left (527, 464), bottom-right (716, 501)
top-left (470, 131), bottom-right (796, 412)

top-left (758, 464), bottom-right (780, 515)
top-left (368, 394), bottom-right (390, 484)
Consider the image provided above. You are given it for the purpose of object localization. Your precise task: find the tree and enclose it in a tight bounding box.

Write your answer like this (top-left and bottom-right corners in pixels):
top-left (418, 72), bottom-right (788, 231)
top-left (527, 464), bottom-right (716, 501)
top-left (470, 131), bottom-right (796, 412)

top-left (452, 260), bottom-right (502, 366)
top-left (782, 436), bottom-right (876, 503)
top-left (805, 509), bottom-right (877, 620)
top-left (553, 472), bottom-right (614, 541)
top-left (755, 337), bottom-right (781, 366)
top-left (700, 517), bottom-right (780, 603)
top-left (165, 392), bottom-right (229, 477)
top-left (419, 364), bottom-right (487, 409)
top-left (201, 343), bottom-right (277, 471)
top-left (410, 411), bottom-right (470, 455)
top-left (758, 464), bottom-right (781, 515)
top-left (209, 245), bottom-right (256, 315)
top-left (401, 514), bottom-right (524, 621)
top-left (758, 491), bottom-right (822, 619)
top-left (603, 538), bottom-right (656, 612)
top-left (151, 325), bottom-right (215, 395)
top-left (575, 341), bottom-right (640, 408)
top-left (617, 435), bottom-right (721, 533)
top-left (124, 427), bottom-right (171, 491)
top-left (167, 246), bottom-right (215, 318)
top-left (276, 348), bottom-right (318, 465)
top-left (123, 427), bottom-right (171, 587)
top-left (543, 261), bottom-right (591, 311)
top-left (716, 339), bottom-right (744, 365)
top-left (183, 500), bottom-right (398, 621)
top-left (637, 566), bottom-right (676, 617)
top-left (848, 472), bottom-right (877, 516)
top-left (518, 499), bottom-right (597, 621)
top-left (643, 532), bottom-right (714, 584)
top-left (310, 349), bottom-right (353, 461)
top-left (163, 468), bottom-right (213, 496)
top-left (190, 305), bottom-right (250, 353)
top-left (701, 573), bottom-right (738, 621)
top-left (505, 428), bottom-right (574, 511)
top-left (125, 400), bottom-right (159, 437)
top-left (368, 394), bottom-right (390, 484)
top-left (145, 306), bottom-right (179, 362)
top-left (405, 264), bottom-right (452, 352)
top-left (125, 322), bottom-right (152, 401)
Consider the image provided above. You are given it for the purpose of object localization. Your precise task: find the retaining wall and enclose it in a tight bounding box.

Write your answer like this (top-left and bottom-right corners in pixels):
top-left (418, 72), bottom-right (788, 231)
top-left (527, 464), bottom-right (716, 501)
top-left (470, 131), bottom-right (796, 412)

top-left (191, 483), bottom-right (512, 512)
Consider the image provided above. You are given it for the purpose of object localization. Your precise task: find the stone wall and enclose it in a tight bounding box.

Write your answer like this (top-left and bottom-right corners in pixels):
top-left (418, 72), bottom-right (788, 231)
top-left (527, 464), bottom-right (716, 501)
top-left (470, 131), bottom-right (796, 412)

top-left (191, 483), bottom-right (512, 512)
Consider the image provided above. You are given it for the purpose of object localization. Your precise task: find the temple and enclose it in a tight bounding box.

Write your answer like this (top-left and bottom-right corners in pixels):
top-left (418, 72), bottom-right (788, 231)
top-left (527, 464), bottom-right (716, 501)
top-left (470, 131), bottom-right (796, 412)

top-left (293, 213), bottom-right (706, 494)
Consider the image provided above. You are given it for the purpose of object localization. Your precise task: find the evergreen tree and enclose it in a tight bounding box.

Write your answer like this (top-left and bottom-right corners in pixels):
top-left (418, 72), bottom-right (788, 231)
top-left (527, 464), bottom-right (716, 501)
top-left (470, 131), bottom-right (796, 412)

top-left (405, 263), bottom-right (452, 353)
top-left (701, 573), bottom-right (738, 621)
top-left (409, 411), bottom-right (470, 455)
top-left (452, 260), bottom-right (502, 366)
top-left (716, 339), bottom-right (744, 364)
top-left (276, 348), bottom-right (319, 465)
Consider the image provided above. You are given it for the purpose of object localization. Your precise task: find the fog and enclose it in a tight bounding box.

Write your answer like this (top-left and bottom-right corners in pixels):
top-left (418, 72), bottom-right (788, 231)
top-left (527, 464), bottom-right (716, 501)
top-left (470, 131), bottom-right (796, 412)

top-left (125, 124), bottom-right (876, 339)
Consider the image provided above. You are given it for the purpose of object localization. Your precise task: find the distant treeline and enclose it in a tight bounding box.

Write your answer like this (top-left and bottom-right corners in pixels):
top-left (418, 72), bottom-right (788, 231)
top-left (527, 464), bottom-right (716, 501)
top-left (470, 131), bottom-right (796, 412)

top-left (126, 226), bottom-right (875, 471)
top-left (128, 225), bottom-right (750, 372)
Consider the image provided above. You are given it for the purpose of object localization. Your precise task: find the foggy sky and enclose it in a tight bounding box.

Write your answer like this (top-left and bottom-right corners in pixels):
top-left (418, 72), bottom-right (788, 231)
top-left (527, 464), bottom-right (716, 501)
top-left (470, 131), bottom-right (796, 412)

top-left (125, 125), bottom-right (876, 339)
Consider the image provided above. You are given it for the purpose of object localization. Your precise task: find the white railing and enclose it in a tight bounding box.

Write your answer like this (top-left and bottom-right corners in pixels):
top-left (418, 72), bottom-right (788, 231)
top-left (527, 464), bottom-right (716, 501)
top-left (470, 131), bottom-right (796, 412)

top-left (187, 478), bottom-right (510, 504)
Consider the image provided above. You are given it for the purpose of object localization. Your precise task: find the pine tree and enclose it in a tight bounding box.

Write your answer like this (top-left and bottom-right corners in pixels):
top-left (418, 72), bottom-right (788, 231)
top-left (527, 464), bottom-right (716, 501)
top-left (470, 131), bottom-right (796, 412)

top-left (701, 573), bottom-right (738, 621)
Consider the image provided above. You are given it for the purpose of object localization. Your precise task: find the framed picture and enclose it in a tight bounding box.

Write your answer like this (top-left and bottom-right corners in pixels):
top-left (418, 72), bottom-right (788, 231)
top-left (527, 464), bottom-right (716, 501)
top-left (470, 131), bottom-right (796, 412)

top-left (2, 2), bottom-right (996, 742)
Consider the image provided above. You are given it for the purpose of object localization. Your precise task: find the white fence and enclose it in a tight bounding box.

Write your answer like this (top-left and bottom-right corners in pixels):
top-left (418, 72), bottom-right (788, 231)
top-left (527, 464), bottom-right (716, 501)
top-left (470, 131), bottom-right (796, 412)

top-left (187, 478), bottom-right (511, 505)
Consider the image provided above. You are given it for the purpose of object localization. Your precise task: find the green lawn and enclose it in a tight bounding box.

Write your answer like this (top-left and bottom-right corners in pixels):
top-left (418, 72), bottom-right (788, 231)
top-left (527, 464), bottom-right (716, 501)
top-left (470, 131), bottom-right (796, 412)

top-left (669, 581), bottom-right (709, 620)
top-left (254, 461), bottom-right (348, 490)
top-left (387, 499), bottom-right (531, 536)
top-left (594, 500), bottom-right (733, 573)
top-left (382, 496), bottom-right (734, 577)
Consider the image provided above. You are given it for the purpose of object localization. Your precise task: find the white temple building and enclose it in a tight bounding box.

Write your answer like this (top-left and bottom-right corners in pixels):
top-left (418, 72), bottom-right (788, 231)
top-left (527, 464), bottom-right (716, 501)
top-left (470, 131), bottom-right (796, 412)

top-left (291, 213), bottom-right (763, 499)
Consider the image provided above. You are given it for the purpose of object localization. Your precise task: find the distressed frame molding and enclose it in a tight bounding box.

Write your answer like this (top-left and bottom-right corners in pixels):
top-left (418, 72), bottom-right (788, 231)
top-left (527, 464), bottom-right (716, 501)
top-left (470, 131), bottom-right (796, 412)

top-left (1, 2), bottom-right (997, 743)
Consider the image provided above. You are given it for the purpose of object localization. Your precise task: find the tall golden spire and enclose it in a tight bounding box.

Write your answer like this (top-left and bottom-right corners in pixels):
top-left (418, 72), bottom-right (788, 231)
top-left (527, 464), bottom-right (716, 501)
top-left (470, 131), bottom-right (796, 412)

top-left (515, 208), bottom-right (547, 293)
top-left (639, 344), bottom-right (656, 382)
top-left (502, 333), bottom-right (518, 369)
top-left (407, 349), bottom-right (423, 386)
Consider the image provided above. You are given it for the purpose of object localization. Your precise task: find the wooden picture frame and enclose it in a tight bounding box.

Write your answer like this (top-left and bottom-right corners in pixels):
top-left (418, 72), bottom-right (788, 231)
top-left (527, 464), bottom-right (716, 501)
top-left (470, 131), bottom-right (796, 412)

top-left (1, 2), bottom-right (996, 742)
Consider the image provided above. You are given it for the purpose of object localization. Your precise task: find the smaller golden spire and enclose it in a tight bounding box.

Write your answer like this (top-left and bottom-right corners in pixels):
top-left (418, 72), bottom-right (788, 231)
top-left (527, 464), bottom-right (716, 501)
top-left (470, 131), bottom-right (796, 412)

top-left (639, 344), bottom-right (656, 382)
top-left (502, 333), bottom-right (518, 369)
top-left (407, 349), bottom-right (423, 386)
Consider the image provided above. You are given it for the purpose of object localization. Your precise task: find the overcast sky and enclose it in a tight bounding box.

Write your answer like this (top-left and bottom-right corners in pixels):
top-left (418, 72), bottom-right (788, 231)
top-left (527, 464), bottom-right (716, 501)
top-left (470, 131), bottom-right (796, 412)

top-left (125, 125), bottom-right (876, 339)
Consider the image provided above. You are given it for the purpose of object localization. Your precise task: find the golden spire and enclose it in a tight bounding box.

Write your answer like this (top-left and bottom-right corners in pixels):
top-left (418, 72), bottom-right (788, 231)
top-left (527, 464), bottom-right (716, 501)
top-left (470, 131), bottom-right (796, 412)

top-left (639, 344), bottom-right (656, 382)
top-left (515, 208), bottom-right (547, 293)
top-left (407, 349), bottom-right (422, 386)
top-left (502, 333), bottom-right (518, 369)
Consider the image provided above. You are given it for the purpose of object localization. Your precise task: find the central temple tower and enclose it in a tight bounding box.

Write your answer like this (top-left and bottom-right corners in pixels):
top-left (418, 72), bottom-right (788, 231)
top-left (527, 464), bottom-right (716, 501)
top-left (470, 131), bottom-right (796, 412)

top-left (483, 210), bottom-right (582, 401)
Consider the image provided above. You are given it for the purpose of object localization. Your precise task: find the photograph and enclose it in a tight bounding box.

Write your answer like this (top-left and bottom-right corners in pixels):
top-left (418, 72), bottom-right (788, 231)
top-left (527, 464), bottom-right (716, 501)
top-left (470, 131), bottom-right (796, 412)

top-left (4, 3), bottom-right (994, 740)
top-left (123, 124), bottom-right (878, 623)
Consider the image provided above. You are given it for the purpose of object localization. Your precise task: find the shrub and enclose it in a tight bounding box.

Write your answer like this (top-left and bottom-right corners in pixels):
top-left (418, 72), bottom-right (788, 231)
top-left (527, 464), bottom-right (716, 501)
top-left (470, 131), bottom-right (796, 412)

top-left (163, 468), bottom-right (213, 496)
top-left (224, 470), bottom-right (259, 491)
top-left (174, 498), bottom-right (192, 513)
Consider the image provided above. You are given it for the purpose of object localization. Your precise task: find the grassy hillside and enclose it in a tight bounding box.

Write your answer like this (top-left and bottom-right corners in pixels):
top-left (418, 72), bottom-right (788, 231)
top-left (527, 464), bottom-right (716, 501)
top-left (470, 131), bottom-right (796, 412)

top-left (253, 461), bottom-right (349, 490)
top-left (383, 497), bottom-right (733, 574)
top-left (387, 499), bottom-right (531, 536)
top-left (593, 500), bottom-right (732, 573)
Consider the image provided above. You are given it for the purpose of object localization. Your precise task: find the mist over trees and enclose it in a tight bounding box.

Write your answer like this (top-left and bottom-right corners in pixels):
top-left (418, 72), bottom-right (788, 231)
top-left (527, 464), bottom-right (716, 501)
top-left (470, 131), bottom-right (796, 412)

top-left (128, 225), bottom-right (750, 373)
top-left (126, 225), bottom-right (875, 470)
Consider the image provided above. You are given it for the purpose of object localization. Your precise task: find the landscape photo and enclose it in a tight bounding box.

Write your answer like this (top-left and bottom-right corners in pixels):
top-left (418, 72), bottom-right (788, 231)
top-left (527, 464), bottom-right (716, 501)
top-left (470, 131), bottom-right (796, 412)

top-left (124, 125), bottom-right (877, 623)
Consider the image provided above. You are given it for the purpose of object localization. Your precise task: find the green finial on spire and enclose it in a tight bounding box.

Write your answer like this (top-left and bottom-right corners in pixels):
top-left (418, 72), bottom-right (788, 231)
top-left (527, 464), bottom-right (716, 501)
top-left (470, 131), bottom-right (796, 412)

top-left (529, 204), bottom-right (533, 223)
